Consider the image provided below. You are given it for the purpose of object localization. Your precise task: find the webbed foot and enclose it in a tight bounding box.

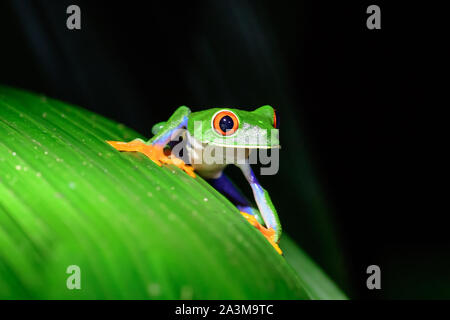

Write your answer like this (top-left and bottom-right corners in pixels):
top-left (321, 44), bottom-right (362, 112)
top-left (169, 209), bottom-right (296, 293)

top-left (106, 140), bottom-right (196, 178)
top-left (240, 212), bottom-right (282, 255)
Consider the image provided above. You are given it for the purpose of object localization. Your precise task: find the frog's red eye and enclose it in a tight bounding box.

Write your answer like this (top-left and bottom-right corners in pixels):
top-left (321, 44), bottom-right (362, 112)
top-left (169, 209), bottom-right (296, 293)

top-left (212, 110), bottom-right (239, 136)
top-left (273, 109), bottom-right (279, 129)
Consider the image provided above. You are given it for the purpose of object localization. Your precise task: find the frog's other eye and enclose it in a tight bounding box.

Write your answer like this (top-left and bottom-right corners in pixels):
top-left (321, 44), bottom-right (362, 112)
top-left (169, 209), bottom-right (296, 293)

top-left (212, 110), bottom-right (239, 136)
top-left (273, 109), bottom-right (279, 129)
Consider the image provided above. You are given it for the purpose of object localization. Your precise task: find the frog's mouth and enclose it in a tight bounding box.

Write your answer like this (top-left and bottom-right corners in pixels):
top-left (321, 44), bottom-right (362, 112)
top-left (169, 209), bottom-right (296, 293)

top-left (186, 127), bottom-right (280, 150)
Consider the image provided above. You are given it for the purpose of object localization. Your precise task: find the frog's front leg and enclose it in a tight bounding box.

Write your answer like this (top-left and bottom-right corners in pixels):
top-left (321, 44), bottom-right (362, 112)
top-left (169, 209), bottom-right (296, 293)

top-left (106, 106), bottom-right (195, 177)
top-left (208, 170), bottom-right (282, 254)
top-left (237, 162), bottom-right (282, 244)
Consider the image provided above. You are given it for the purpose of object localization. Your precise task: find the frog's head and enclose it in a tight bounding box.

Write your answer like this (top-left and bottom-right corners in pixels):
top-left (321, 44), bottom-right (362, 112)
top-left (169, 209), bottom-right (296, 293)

top-left (187, 105), bottom-right (279, 149)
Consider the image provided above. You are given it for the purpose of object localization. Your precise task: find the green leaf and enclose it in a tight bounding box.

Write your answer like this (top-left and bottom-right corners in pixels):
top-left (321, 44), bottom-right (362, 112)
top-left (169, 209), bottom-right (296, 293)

top-left (0, 86), bottom-right (346, 299)
top-left (280, 235), bottom-right (347, 300)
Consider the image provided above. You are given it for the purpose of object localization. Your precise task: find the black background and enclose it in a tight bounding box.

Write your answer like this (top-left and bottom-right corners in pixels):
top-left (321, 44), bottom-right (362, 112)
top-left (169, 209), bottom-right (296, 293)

top-left (0, 1), bottom-right (447, 299)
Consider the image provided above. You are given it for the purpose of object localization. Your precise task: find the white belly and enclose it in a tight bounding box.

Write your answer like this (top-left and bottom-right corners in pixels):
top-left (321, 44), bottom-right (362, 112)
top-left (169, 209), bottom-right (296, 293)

top-left (186, 134), bottom-right (252, 179)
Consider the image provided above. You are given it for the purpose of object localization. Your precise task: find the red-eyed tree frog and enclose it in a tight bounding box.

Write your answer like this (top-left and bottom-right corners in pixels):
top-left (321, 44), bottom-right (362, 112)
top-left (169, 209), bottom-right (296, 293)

top-left (107, 106), bottom-right (283, 254)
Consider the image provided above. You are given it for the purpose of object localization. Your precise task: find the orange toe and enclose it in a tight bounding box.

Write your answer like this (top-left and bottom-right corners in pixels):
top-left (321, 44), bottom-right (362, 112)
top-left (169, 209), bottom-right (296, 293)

top-left (240, 211), bottom-right (282, 255)
top-left (261, 228), bottom-right (282, 255)
top-left (240, 211), bottom-right (260, 227)
top-left (106, 140), bottom-right (196, 178)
